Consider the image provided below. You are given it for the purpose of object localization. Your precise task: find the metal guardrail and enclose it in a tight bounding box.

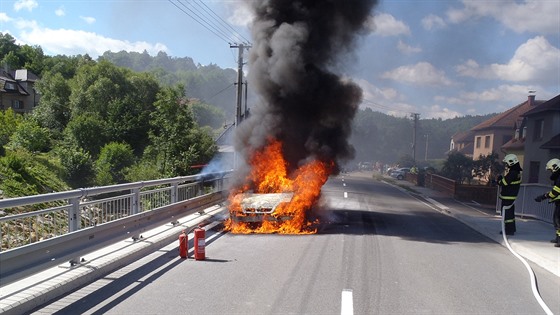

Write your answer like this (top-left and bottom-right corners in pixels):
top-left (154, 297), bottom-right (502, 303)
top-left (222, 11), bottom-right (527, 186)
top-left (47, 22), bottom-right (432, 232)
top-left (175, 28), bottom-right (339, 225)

top-left (0, 172), bottom-right (231, 286)
top-left (505, 183), bottom-right (555, 224)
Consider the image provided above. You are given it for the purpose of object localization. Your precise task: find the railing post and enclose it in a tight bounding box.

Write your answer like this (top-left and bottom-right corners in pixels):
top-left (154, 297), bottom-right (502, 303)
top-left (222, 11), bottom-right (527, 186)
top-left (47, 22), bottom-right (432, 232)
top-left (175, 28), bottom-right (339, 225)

top-left (171, 182), bottom-right (178, 204)
top-left (132, 188), bottom-right (140, 215)
top-left (131, 188), bottom-right (141, 241)
top-left (68, 197), bottom-right (81, 265)
top-left (519, 185), bottom-right (527, 217)
top-left (170, 182), bottom-right (179, 226)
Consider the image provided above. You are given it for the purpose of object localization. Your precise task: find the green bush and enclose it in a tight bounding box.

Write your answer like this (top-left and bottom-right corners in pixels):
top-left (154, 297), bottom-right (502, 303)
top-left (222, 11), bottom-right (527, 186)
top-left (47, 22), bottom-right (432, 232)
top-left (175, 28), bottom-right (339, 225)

top-left (57, 146), bottom-right (94, 188)
top-left (95, 142), bottom-right (135, 185)
top-left (9, 119), bottom-right (51, 152)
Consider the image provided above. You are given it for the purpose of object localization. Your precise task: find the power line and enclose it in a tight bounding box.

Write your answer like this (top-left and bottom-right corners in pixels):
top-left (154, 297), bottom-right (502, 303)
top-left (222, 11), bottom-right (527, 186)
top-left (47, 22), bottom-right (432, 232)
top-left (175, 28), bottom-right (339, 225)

top-left (361, 98), bottom-right (411, 115)
top-left (192, 0), bottom-right (251, 44)
top-left (168, 0), bottom-right (251, 45)
top-left (205, 83), bottom-right (235, 101)
top-left (168, 0), bottom-right (231, 44)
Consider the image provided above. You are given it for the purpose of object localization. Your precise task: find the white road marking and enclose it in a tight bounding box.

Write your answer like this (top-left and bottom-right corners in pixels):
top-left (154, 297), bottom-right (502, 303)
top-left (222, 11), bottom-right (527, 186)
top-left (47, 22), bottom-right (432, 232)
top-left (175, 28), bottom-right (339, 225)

top-left (343, 183), bottom-right (346, 187)
top-left (344, 192), bottom-right (348, 198)
top-left (341, 289), bottom-right (353, 315)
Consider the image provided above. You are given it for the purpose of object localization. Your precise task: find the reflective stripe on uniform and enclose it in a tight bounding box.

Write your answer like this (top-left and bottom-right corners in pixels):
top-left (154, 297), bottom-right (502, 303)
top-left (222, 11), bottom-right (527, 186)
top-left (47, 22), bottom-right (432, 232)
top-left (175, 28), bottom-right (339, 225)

top-left (505, 219), bottom-right (515, 223)
top-left (500, 195), bottom-right (517, 200)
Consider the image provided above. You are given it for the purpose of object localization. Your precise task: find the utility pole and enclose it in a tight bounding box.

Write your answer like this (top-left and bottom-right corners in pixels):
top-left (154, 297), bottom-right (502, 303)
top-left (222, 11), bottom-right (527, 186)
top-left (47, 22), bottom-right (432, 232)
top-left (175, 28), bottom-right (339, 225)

top-left (230, 43), bottom-right (251, 127)
top-left (230, 43), bottom-right (251, 169)
top-left (424, 134), bottom-right (429, 161)
top-left (411, 113), bottom-right (420, 164)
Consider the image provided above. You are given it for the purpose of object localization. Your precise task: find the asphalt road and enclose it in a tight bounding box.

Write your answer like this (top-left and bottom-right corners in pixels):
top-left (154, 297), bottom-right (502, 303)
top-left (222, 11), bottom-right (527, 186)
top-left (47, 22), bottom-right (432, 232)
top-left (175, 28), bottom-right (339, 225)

top-left (29, 173), bottom-right (560, 314)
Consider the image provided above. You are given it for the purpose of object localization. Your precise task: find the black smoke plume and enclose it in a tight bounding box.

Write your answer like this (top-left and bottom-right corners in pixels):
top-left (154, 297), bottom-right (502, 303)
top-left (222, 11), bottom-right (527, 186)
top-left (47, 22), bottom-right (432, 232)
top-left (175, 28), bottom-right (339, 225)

top-left (234, 0), bottom-right (378, 179)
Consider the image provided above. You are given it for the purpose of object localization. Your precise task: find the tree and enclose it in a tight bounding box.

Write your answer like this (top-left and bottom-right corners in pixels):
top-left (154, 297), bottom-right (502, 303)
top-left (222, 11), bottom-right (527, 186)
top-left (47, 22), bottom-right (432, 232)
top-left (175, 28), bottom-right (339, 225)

top-left (473, 152), bottom-right (504, 184)
top-left (2, 51), bottom-right (20, 70)
top-left (441, 151), bottom-right (473, 183)
top-left (9, 117), bottom-right (52, 153)
top-left (190, 101), bottom-right (226, 129)
top-left (146, 85), bottom-right (217, 176)
top-left (18, 44), bottom-right (45, 75)
top-left (0, 33), bottom-right (18, 58)
top-left (33, 72), bottom-right (72, 132)
top-left (63, 114), bottom-right (108, 157)
top-left (95, 142), bottom-right (135, 185)
top-left (41, 55), bottom-right (82, 79)
top-left (67, 60), bottom-right (158, 155)
top-left (0, 108), bottom-right (21, 147)
top-left (57, 145), bottom-right (94, 188)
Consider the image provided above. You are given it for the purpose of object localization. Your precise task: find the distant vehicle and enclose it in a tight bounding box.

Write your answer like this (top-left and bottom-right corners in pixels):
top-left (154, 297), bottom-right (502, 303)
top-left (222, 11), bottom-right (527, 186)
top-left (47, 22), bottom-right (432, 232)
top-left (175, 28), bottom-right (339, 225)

top-left (390, 167), bottom-right (410, 180)
top-left (359, 162), bottom-right (373, 171)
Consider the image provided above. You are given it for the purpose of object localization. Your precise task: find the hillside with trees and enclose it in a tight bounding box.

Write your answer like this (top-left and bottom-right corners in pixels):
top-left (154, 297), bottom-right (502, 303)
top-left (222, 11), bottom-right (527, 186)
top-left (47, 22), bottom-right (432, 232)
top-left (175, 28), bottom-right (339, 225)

top-left (351, 108), bottom-right (496, 166)
top-left (0, 33), bottom-right (219, 198)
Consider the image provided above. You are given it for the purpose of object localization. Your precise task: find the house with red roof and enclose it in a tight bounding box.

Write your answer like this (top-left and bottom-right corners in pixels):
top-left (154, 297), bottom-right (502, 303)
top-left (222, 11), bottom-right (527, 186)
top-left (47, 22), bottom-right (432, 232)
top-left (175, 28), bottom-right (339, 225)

top-left (470, 94), bottom-right (545, 165)
top-left (449, 130), bottom-right (475, 158)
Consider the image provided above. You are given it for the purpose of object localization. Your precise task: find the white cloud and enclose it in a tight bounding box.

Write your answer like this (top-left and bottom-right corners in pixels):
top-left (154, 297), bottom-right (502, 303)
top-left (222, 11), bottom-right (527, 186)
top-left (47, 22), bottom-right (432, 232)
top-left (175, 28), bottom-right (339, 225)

top-left (14, 0), bottom-right (38, 12)
top-left (434, 84), bottom-right (556, 115)
top-left (459, 84), bottom-right (548, 104)
top-left (421, 14), bottom-right (446, 31)
top-left (0, 13), bottom-right (12, 23)
top-left (422, 104), bottom-right (463, 120)
top-left (80, 16), bottom-right (96, 24)
top-left (367, 13), bottom-right (410, 36)
top-left (397, 39), bottom-right (421, 54)
top-left (354, 78), bottom-right (413, 116)
top-left (456, 36), bottom-right (560, 84)
top-left (381, 62), bottom-right (454, 86)
top-left (15, 23), bottom-right (167, 58)
top-left (455, 59), bottom-right (494, 79)
top-left (55, 7), bottom-right (65, 17)
top-left (447, 0), bottom-right (560, 34)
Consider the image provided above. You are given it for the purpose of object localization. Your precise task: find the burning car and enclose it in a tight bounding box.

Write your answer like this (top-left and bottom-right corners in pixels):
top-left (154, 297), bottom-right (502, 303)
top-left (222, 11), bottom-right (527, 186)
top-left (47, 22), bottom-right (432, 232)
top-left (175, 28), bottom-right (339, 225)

top-left (232, 192), bottom-right (295, 222)
top-left (225, 139), bottom-right (331, 234)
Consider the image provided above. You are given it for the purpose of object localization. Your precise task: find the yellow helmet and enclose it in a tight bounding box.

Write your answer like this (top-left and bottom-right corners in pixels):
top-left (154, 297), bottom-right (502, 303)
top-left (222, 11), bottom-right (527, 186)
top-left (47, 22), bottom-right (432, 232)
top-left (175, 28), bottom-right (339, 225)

top-left (545, 158), bottom-right (560, 172)
top-left (503, 154), bottom-right (519, 167)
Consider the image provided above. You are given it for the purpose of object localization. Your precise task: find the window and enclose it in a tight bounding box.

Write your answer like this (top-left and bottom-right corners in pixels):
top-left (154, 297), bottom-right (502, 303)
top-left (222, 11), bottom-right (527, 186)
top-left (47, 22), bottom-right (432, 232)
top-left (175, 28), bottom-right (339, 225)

top-left (522, 127), bottom-right (527, 139)
top-left (514, 129), bottom-right (519, 140)
top-left (11, 100), bottom-right (23, 109)
top-left (533, 119), bottom-right (544, 141)
top-left (475, 136), bottom-right (481, 149)
top-left (4, 82), bottom-right (16, 90)
top-left (484, 135), bottom-right (491, 148)
top-left (528, 161), bottom-right (540, 183)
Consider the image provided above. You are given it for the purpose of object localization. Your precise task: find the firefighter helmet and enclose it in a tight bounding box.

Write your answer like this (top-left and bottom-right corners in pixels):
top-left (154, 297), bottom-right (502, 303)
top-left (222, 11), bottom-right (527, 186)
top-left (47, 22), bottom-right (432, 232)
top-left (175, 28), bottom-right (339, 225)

top-left (545, 158), bottom-right (560, 172)
top-left (503, 154), bottom-right (519, 167)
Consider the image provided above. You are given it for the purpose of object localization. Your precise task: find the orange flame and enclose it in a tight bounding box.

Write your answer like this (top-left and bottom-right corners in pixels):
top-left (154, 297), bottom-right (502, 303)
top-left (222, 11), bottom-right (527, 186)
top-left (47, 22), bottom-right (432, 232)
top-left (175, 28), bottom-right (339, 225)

top-left (225, 139), bottom-right (332, 234)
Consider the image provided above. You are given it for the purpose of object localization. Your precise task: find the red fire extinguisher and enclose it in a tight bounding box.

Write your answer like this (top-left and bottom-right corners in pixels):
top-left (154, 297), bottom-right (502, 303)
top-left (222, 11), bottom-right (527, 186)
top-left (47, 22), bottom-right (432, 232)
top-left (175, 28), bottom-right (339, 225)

top-left (179, 230), bottom-right (188, 259)
top-left (194, 225), bottom-right (206, 260)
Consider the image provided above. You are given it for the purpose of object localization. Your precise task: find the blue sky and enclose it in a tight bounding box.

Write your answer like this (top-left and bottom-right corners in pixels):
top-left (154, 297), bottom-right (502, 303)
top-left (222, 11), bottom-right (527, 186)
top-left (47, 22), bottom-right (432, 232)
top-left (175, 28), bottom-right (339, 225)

top-left (0, 0), bottom-right (558, 119)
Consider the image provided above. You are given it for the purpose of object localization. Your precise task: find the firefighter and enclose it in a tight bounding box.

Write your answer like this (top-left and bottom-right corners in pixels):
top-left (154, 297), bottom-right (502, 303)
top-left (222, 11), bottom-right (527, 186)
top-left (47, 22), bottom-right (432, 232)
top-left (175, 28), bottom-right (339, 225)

top-left (534, 158), bottom-right (560, 248)
top-left (497, 154), bottom-right (522, 235)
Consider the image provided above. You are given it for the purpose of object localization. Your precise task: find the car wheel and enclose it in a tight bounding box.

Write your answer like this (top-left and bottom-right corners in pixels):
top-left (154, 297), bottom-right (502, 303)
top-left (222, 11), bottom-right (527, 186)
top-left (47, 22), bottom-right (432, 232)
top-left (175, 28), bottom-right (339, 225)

top-left (397, 175), bottom-right (403, 180)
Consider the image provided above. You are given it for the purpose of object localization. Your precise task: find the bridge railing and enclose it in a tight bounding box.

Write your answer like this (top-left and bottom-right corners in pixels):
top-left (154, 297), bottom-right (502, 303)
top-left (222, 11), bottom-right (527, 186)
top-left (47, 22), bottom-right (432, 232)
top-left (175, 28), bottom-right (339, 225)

top-left (0, 172), bottom-right (231, 286)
